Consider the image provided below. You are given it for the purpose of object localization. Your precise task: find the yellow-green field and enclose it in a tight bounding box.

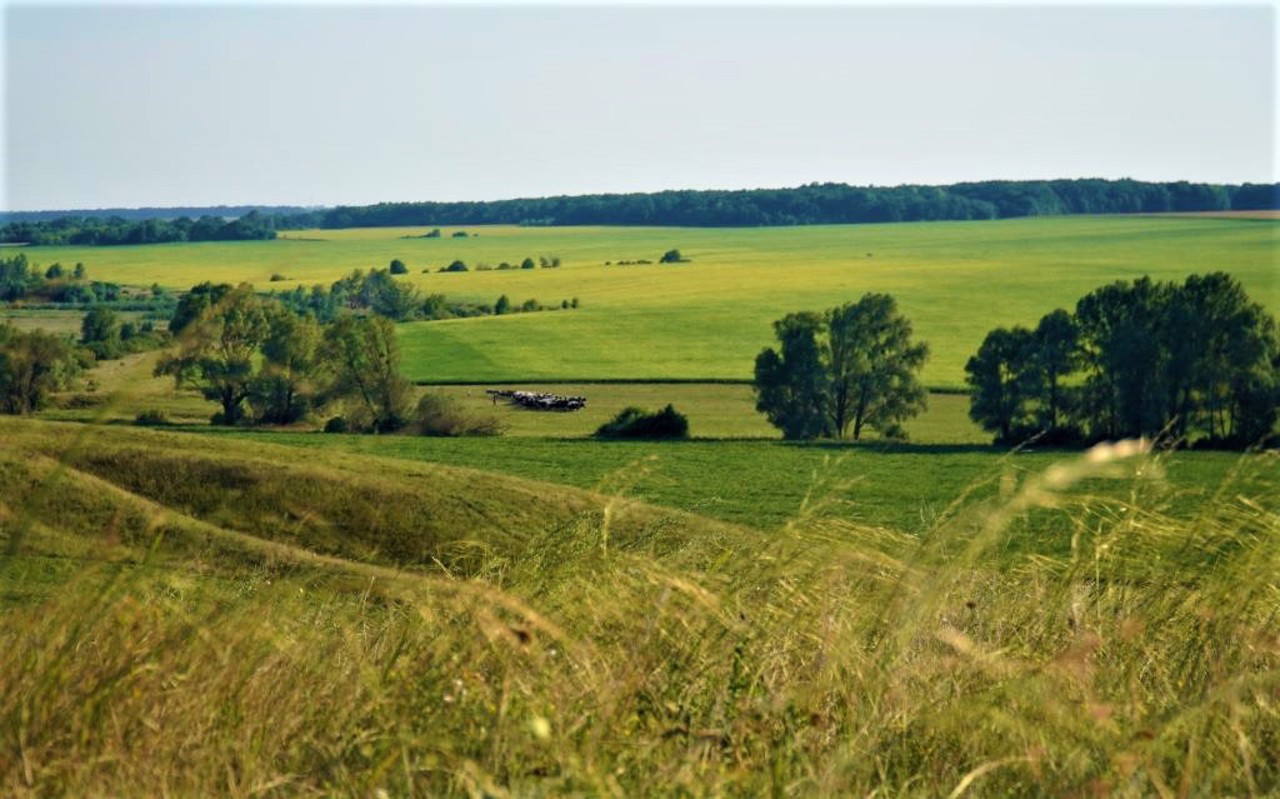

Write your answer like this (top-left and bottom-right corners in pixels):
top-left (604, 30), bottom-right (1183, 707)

top-left (16, 216), bottom-right (1278, 388)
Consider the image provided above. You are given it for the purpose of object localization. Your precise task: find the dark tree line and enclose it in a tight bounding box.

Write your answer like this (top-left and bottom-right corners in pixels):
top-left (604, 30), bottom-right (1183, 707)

top-left (6, 181), bottom-right (1274, 244)
top-left (294, 179), bottom-right (1277, 230)
top-left (0, 211), bottom-right (278, 246)
top-left (966, 273), bottom-right (1280, 448)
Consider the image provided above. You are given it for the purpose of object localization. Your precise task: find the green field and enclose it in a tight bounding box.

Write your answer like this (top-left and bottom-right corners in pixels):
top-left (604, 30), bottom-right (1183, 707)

top-left (17, 216), bottom-right (1278, 388)
top-left (213, 428), bottom-right (1257, 535)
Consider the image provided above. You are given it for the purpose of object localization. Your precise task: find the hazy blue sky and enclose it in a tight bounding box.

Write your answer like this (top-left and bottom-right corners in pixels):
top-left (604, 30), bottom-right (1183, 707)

top-left (3, 3), bottom-right (1275, 210)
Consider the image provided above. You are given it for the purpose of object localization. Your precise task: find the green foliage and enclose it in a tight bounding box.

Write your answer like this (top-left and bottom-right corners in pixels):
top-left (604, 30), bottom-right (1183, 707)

top-left (443, 260), bottom-right (468, 273)
top-left (494, 294), bottom-right (511, 315)
top-left (1, 419), bottom-right (1276, 797)
top-left (156, 285), bottom-right (269, 425)
top-left (169, 281), bottom-right (234, 336)
top-left (283, 178), bottom-right (1276, 229)
top-left (754, 312), bottom-right (829, 440)
top-left (0, 210), bottom-right (277, 246)
top-left (520, 257), bottom-right (536, 270)
top-left (755, 295), bottom-right (929, 440)
top-left (248, 308), bottom-right (323, 425)
top-left (321, 315), bottom-right (413, 433)
top-left (594, 404), bottom-right (689, 438)
top-left (0, 322), bottom-right (81, 414)
top-left (388, 258), bottom-right (408, 275)
top-left (658, 248), bottom-right (687, 263)
top-left (413, 394), bottom-right (504, 437)
top-left (968, 273), bottom-right (1280, 448)
top-left (79, 306), bottom-right (123, 359)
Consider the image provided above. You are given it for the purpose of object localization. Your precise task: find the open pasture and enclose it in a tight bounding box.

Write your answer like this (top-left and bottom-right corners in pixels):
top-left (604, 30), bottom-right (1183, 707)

top-left (18, 215), bottom-right (1278, 388)
top-left (220, 428), bottom-right (1258, 535)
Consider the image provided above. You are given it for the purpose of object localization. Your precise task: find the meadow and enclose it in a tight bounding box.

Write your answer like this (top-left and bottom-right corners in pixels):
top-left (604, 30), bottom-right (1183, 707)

top-left (2, 419), bottom-right (1277, 796)
top-left (3, 214), bottom-right (1278, 795)
top-left (16, 215), bottom-right (1278, 388)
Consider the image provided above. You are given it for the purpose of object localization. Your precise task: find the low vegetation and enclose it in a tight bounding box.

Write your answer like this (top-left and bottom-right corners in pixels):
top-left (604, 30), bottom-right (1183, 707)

top-left (2, 199), bottom-right (1275, 796)
top-left (1, 419), bottom-right (1275, 796)
top-left (594, 404), bottom-right (689, 439)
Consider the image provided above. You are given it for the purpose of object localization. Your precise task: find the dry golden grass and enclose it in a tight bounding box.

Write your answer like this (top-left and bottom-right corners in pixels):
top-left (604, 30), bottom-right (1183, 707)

top-left (1, 419), bottom-right (1276, 797)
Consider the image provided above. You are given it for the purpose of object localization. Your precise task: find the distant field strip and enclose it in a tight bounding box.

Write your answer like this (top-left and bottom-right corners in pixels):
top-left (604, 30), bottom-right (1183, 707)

top-left (19, 216), bottom-right (1277, 387)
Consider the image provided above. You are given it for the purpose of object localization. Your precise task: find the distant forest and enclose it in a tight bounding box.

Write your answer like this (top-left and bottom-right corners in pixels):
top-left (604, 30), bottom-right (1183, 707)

top-left (2, 179), bottom-right (1276, 244)
top-left (307, 179), bottom-right (1279, 229)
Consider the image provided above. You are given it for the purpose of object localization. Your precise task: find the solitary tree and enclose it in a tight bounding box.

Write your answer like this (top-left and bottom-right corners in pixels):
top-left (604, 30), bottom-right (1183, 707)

top-left (754, 295), bottom-right (929, 441)
top-left (826, 294), bottom-right (929, 440)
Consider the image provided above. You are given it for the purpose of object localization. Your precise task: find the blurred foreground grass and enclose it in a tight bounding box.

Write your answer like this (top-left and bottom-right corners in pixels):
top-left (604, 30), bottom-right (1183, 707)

top-left (1, 419), bottom-right (1276, 796)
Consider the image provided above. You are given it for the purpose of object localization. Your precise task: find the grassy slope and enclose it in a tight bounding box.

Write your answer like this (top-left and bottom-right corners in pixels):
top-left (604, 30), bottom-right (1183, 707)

top-left (214, 429), bottom-right (1261, 538)
top-left (3, 419), bottom-right (1277, 796)
top-left (0, 418), bottom-right (749, 581)
top-left (16, 216), bottom-right (1278, 387)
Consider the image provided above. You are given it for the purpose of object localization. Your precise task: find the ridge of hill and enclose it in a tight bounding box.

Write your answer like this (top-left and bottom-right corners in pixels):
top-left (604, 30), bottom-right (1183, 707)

top-left (0, 418), bottom-right (753, 589)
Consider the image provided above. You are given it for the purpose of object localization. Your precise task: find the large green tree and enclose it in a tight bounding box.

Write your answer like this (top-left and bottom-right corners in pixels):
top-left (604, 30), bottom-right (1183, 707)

top-left (753, 312), bottom-right (830, 440)
top-left (754, 295), bottom-right (929, 441)
top-left (321, 315), bottom-right (413, 433)
top-left (156, 284), bottom-right (269, 425)
top-left (965, 326), bottom-right (1036, 443)
top-left (248, 307), bottom-right (324, 425)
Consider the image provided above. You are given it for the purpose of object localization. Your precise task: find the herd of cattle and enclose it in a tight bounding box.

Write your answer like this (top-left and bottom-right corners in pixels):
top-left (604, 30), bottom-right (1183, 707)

top-left (486, 389), bottom-right (587, 412)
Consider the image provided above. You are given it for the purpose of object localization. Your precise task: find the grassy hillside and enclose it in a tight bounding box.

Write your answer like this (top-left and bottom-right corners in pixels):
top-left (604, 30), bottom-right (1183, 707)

top-left (16, 216), bottom-right (1277, 387)
top-left (0, 418), bottom-right (747, 582)
top-left (3, 418), bottom-right (1276, 796)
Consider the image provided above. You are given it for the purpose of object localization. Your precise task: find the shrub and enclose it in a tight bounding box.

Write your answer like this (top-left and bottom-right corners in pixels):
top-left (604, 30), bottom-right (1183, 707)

top-left (323, 416), bottom-right (349, 434)
top-left (413, 394), bottom-right (504, 437)
top-left (659, 249), bottom-right (688, 264)
top-left (521, 257), bottom-right (536, 270)
top-left (269, 273), bottom-right (288, 282)
top-left (451, 231), bottom-right (468, 238)
top-left (442, 260), bottom-right (468, 273)
top-left (595, 404), bottom-right (689, 439)
top-left (134, 409), bottom-right (169, 427)
top-left (388, 259), bottom-right (408, 275)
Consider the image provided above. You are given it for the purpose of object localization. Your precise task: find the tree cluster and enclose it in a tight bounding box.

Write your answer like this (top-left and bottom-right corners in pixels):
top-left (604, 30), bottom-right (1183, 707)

top-left (754, 294), bottom-right (929, 440)
top-left (289, 179), bottom-right (1277, 230)
top-left (1, 211), bottom-right (278, 246)
top-left (157, 285), bottom-right (414, 431)
top-left (79, 306), bottom-right (168, 360)
top-left (966, 273), bottom-right (1280, 448)
top-left (0, 323), bottom-right (83, 414)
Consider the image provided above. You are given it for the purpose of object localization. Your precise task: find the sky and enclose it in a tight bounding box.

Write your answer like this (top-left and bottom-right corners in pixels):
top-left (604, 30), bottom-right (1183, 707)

top-left (2, 2), bottom-right (1275, 211)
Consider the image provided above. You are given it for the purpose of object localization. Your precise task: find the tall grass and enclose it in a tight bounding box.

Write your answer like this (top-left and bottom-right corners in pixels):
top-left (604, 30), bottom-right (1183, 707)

top-left (1, 442), bottom-right (1276, 796)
